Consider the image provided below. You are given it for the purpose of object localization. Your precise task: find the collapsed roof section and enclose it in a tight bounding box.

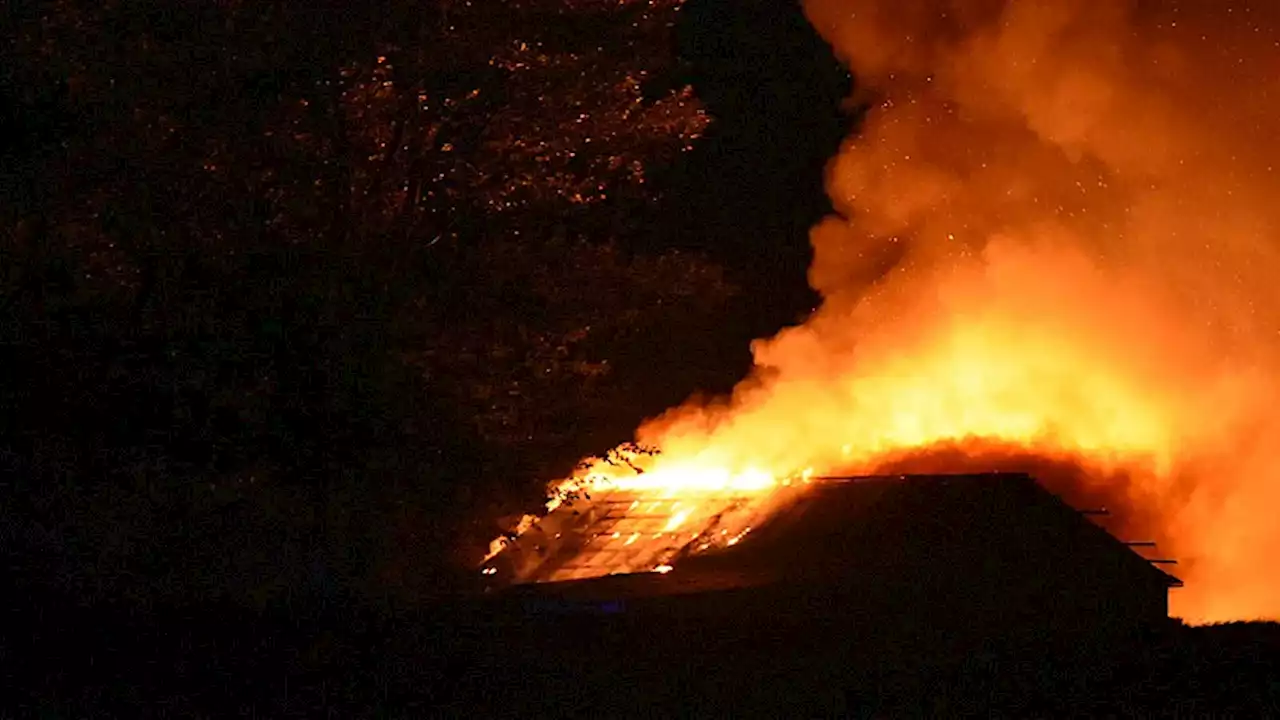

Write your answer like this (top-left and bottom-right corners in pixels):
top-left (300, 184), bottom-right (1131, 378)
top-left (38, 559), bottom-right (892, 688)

top-left (482, 481), bottom-right (809, 586)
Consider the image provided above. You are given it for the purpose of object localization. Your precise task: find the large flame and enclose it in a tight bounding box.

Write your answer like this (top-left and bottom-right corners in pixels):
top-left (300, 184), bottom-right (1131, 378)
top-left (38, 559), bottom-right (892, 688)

top-left (490, 1), bottom-right (1280, 624)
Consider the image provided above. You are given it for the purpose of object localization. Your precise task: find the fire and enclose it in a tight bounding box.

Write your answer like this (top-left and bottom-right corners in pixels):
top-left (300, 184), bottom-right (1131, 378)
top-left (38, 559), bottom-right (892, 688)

top-left (486, 1), bottom-right (1280, 624)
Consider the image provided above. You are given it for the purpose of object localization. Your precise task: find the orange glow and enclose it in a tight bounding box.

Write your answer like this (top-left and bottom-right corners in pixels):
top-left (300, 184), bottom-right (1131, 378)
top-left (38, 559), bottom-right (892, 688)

top-left (486, 2), bottom-right (1280, 624)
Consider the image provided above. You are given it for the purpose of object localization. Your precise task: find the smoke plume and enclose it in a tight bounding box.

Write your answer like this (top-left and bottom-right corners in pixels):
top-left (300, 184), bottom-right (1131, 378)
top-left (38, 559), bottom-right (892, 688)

top-left (621, 1), bottom-right (1280, 621)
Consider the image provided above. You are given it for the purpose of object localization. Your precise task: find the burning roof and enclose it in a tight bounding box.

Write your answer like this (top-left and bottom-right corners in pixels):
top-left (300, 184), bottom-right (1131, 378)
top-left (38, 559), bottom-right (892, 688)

top-left (484, 473), bottom-right (1180, 601)
top-left (483, 481), bottom-right (801, 586)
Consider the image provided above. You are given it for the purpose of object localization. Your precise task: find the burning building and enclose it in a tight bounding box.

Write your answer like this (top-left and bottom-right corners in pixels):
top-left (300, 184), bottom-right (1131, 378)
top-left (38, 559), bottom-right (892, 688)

top-left (486, 473), bottom-right (1179, 639)
top-left (482, 1), bottom-right (1280, 624)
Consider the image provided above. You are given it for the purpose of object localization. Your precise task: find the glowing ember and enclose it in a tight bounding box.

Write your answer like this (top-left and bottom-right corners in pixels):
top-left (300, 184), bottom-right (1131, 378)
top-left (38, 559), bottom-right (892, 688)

top-left (485, 2), bottom-right (1280, 624)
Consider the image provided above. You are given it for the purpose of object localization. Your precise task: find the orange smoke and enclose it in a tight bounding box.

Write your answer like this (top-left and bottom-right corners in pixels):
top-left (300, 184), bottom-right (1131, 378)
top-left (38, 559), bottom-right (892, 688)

top-left (498, 1), bottom-right (1280, 623)
top-left (785, 0), bottom-right (1280, 622)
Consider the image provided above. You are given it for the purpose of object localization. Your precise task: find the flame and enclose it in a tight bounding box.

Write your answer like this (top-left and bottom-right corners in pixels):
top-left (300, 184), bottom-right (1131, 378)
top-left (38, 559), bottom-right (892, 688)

top-left (663, 508), bottom-right (691, 532)
top-left (486, 1), bottom-right (1280, 624)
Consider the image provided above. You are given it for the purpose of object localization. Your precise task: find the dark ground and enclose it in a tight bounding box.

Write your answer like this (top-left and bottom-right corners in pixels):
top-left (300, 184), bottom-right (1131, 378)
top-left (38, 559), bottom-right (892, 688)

top-left (4, 0), bottom-right (1279, 714)
top-left (8, 593), bottom-right (1280, 717)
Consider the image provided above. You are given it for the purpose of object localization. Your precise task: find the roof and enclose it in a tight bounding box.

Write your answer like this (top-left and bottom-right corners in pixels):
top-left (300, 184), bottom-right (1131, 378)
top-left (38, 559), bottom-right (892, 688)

top-left (489, 486), bottom-right (791, 584)
top-left (504, 472), bottom-right (1180, 602)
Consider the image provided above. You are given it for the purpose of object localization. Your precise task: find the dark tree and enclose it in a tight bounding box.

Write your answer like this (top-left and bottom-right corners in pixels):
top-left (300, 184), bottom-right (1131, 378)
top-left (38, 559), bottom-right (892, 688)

top-left (3, 0), bottom-right (774, 605)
